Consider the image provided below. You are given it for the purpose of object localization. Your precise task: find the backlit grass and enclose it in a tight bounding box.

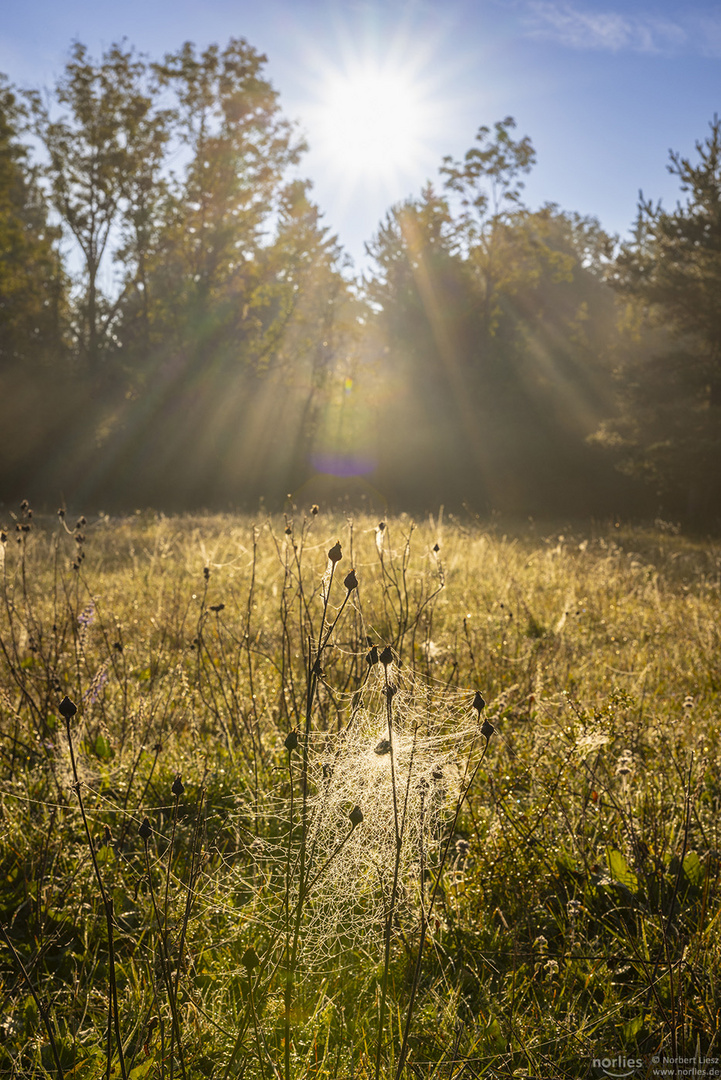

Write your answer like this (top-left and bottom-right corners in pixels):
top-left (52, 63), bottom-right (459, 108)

top-left (1, 507), bottom-right (720, 1078)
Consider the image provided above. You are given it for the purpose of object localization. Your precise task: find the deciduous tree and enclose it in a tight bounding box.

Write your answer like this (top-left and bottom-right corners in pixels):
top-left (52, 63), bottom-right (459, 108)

top-left (0, 77), bottom-right (65, 370)
top-left (28, 42), bottom-right (170, 372)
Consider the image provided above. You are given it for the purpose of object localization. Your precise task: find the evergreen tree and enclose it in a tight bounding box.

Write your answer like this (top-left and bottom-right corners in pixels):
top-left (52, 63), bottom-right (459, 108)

top-left (600, 117), bottom-right (721, 519)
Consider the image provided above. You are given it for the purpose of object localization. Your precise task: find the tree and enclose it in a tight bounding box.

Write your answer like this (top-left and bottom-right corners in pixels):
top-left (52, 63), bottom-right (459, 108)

top-left (599, 117), bottom-right (721, 518)
top-left (0, 77), bottom-right (65, 370)
top-left (28, 41), bottom-right (170, 372)
top-left (440, 116), bottom-right (537, 337)
top-left (0, 77), bottom-right (76, 499)
top-left (103, 43), bottom-right (354, 506)
top-left (146, 39), bottom-right (303, 333)
top-left (365, 122), bottom-right (625, 514)
top-left (365, 185), bottom-right (481, 505)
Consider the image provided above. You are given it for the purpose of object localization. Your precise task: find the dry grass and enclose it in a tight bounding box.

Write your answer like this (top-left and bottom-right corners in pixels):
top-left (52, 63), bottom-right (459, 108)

top-left (1, 506), bottom-right (720, 1078)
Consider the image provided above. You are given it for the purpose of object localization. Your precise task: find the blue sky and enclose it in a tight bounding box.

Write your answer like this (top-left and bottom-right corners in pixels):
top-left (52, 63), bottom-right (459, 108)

top-left (2, 0), bottom-right (720, 269)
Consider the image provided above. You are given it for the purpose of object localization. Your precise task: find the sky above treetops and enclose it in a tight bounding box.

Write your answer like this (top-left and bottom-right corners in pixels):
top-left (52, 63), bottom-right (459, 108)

top-left (2, 0), bottom-right (720, 270)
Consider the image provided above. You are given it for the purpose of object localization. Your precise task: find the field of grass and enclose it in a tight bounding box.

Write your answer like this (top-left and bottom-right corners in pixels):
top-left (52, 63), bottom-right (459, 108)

top-left (1, 504), bottom-right (721, 1079)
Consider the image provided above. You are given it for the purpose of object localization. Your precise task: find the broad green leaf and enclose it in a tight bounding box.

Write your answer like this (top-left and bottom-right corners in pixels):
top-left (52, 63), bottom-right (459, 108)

top-left (683, 851), bottom-right (705, 888)
top-left (94, 733), bottom-right (113, 760)
top-left (607, 848), bottom-right (638, 893)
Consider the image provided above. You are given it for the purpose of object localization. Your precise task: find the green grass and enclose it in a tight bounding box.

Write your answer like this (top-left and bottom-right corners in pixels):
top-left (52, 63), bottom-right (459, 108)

top-left (1, 506), bottom-right (720, 1078)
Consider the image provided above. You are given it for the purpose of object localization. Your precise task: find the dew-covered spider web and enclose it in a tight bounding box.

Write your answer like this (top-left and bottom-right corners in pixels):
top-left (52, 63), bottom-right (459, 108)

top-left (236, 656), bottom-right (489, 967)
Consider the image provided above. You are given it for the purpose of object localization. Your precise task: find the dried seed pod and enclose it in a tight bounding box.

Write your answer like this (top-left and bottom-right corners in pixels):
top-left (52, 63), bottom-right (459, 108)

top-left (473, 691), bottom-right (486, 714)
top-left (59, 696), bottom-right (77, 720)
top-left (328, 541), bottom-right (342, 563)
top-left (374, 738), bottom-right (391, 756)
top-left (379, 645), bottom-right (393, 667)
top-left (481, 719), bottom-right (495, 740)
top-left (285, 729), bottom-right (298, 752)
top-left (172, 775), bottom-right (185, 797)
top-left (344, 568), bottom-right (358, 592)
top-left (366, 645), bottom-right (379, 666)
top-left (349, 805), bottom-right (364, 828)
top-left (243, 946), bottom-right (260, 971)
top-left (139, 817), bottom-right (152, 841)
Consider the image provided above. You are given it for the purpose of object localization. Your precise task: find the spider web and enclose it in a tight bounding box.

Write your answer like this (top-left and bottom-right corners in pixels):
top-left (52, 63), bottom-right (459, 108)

top-left (246, 658), bottom-right (487, 965)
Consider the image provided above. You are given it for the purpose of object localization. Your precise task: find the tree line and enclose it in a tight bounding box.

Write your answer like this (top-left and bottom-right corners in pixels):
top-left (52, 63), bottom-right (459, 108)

top-left (1, 39), bottom-right (720, 522)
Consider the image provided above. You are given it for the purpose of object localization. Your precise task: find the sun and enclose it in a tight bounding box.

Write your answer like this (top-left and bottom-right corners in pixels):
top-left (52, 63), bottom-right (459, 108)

top-left (308, 60), bottom-right (431, 190)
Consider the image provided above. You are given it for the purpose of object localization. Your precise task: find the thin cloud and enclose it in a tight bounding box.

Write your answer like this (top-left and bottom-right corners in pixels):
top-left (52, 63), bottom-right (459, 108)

top-left (523, 2), bottom-right (687, 53)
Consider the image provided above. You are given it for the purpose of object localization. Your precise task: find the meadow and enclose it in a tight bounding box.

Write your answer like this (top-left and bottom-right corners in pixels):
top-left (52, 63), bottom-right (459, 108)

top-left (1, 504), bottom-right (720, 1079)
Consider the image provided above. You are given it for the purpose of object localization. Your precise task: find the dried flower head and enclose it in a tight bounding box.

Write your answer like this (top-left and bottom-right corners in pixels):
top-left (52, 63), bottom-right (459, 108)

top-left (139, 817), bottom-right (152, 842)
top-left (172, 775), bottom-right (185, 797)
top-left (328, 541), bottom-right (342, 564)
top-left (349, 804), bottom-right (364, 828)
top-left (59, 696), bottom-right (77, 720)
top-left (379, 645), bottom-right (393, 667)
top-left (344, 568), bottom-right (358, 592)
top-left (285, 729), bottom-right (299, 752)
top-left (243, 946), bottom-right (260, 971)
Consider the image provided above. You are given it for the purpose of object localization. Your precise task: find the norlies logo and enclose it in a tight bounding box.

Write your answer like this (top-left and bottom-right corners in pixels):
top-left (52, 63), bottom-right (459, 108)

top-left (593, 1057), bottom-right (642, 1078)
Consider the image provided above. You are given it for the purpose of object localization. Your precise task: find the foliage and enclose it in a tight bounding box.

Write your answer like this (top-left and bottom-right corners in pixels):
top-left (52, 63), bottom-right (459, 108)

top-left (365, 127), bottom-right (626, 515)
top-left (0, 77), bottom-right (66, 370)
top-left (599, 116), bottom-right (721, 519)
top-left (10, 37), bottom-right (358, 509)
top-left (27, 42), bottom-right (171, 373)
